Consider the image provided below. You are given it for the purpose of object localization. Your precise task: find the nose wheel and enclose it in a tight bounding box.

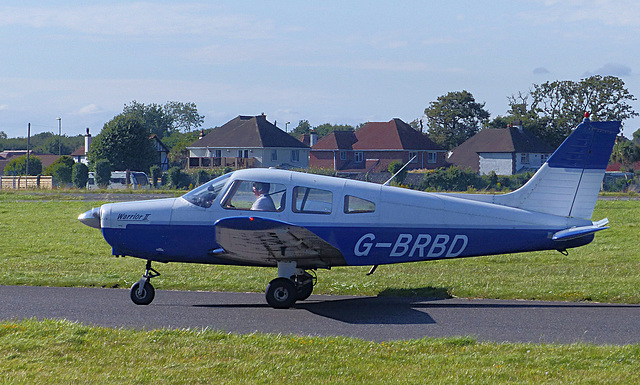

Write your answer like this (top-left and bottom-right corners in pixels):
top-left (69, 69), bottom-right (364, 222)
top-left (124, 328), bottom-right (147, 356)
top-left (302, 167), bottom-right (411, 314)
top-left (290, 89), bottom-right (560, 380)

top-left (130, 260), bottom-right (160, 305)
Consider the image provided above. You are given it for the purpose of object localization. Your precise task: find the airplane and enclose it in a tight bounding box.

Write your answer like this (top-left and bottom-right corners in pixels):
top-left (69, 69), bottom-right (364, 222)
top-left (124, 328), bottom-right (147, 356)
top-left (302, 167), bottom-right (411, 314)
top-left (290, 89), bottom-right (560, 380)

top-left (79, 115), bottom-right (620, 308)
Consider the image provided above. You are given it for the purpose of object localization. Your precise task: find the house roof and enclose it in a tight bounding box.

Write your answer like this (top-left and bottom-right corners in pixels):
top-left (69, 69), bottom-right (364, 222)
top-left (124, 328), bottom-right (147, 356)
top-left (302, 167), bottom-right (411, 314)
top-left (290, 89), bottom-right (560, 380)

top-left (190, 115), bottom-right (309, 149)
top-left (312, 131), bottom-right (358, 150)
top-left (448, 127), bottom-right (556, 172)
top-left (312, 118), bottom-right (444, 151)
top-left (353, 119), bottom-right (443, 151)
top-left (70, 146), bottom-right (85, 156)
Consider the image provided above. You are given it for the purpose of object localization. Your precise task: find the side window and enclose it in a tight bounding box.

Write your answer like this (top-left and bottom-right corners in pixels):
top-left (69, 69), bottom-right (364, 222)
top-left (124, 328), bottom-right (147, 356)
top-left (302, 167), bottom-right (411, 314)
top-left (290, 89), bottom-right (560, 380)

top-left (292, 186), bottom-right (333, 214)
top-left (344, 195), bottom-right (376, 214)
top-left (221, 180), bottom-right (286, 212)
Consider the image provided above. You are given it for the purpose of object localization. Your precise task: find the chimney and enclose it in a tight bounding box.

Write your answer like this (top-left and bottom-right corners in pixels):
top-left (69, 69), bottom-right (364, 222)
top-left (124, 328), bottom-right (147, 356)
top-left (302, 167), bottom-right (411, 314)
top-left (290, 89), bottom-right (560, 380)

top-left (513, 120), bottom-right (523, 134)
top-left (84, 128), bottom-right (92, 155)
top-left (310, 131), bottom-right (318, 147)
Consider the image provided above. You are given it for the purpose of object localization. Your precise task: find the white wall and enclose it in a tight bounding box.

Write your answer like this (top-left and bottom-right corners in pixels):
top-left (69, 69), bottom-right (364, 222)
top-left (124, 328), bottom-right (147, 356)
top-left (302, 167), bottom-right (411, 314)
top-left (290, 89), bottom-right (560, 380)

top-left (479, 153), bottom-right (513, 175)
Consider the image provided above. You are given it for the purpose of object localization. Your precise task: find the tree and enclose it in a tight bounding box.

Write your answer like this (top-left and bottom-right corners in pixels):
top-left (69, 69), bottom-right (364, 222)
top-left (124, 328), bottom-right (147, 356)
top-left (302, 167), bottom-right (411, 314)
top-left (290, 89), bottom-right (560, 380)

top-left (424, 90), bottom-right (490, 150)
top-left (3, 154), bottom-right (42, 176)
top-left (72, 163), bottom-right (89, 188)
top-left (44, 155), bottom-right (74, 186)
top-left (88, 114), bottom-right (158, 172)
top-left (94, 159), bottom-right (111, 188)
top-left (502, 76), bottom-right (638, 147)
top-left (611, 140), bottom-right (640, 171)
top-left (290, 120), bottom-right (313, 138)
top-left (164, 101), bottom-right (205, 133)
top-left (123, 100), bottom-right (173, 139)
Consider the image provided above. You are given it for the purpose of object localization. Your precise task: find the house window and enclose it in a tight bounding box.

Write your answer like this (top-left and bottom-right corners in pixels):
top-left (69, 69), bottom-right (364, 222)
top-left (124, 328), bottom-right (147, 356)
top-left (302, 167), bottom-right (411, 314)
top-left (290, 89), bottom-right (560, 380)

top-left (340, 151), bottom-right (347, 160)
top-left (291, 150), bottom-right (300, 162)
top-left (428, 152), bottom-right (437, 163)
top-left (271, 150), bottom-right (278, 161)
top-left (354, 152), bottom-right (363, 163)
top-left (214, 149), bottom-right (222, 158)
top-left (540, 154), bottom-right (548, 162)
top-left (409, 152), bottom-right (418, 163)
top-left (238, 150), bottom-right (249, 158)
top-left (520, 153), bottom-right (530, 164)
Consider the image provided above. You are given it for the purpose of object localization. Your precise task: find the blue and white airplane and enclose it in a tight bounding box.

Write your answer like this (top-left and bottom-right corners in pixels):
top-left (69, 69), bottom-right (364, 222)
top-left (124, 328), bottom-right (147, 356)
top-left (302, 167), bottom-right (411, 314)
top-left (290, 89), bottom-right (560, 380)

top-left (79, 116), bottom-right (620, 308)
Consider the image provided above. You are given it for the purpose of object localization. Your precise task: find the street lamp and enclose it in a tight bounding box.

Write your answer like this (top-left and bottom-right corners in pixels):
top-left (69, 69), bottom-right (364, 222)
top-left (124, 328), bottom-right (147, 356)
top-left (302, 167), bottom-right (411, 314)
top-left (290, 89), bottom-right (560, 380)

top-left (56, 117), bottom-right (62, 156)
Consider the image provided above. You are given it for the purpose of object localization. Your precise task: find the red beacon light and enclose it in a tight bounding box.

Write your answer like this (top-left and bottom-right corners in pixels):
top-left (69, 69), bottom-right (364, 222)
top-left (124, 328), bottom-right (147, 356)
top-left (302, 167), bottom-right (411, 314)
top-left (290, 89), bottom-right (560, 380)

top-left (584, 111), bottom-right (590, 118)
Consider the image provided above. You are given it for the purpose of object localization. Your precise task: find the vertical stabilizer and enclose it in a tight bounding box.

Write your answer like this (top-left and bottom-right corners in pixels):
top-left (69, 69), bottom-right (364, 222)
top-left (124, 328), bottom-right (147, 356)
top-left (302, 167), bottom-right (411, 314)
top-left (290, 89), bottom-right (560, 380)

top-left (491, 118), bottom-right (620, 219)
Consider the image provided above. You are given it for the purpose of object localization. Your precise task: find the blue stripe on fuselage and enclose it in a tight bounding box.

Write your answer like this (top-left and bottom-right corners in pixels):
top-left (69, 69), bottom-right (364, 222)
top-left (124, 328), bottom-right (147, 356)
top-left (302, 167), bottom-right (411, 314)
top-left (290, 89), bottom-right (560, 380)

top-left (102, 223), bottom-right (592, 267)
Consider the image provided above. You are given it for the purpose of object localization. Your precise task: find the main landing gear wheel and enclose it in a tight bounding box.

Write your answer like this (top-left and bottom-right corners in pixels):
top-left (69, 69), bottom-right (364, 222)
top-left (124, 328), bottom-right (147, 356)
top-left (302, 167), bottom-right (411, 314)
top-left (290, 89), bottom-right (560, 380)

top-left (294, 271), bottom-right (315, 301)
top-left (265, 278), bottom-right (298, 309)
top-left (130, 260), bottom-right (160, 306)
top-left (130, 281), bottom-right (155, 305)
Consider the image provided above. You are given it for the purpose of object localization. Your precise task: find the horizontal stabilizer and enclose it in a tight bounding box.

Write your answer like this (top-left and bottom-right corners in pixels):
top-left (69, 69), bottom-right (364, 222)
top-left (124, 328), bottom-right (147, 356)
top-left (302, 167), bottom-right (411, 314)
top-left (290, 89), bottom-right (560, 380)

top-left (552, 218), bottom-right (609, 241)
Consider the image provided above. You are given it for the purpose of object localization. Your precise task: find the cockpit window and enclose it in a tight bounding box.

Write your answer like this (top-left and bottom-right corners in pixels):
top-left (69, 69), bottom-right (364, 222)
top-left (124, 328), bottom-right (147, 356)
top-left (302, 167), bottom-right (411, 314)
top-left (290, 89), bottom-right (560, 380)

top-left (221, 180), bottom-right (286, 212)
top-left (182, 173), bottom-right (231, 208)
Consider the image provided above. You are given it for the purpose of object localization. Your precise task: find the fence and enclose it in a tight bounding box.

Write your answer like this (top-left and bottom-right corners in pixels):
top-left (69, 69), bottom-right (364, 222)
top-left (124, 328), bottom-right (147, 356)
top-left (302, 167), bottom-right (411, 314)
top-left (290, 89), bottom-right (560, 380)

top-left (0, 175), bottom-right (53, 189)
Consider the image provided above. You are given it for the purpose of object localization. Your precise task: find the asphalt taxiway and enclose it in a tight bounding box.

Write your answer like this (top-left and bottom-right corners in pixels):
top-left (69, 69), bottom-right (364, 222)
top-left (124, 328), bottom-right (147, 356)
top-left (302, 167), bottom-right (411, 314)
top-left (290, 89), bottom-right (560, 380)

top-left (1, 285), bottom-right (639, 344)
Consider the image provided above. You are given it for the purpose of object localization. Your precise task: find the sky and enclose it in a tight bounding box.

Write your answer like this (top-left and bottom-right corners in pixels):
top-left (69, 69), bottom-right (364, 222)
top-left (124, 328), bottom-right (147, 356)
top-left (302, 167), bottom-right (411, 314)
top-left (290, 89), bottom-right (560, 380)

top-left (2, 0), bottom-right (640, 139)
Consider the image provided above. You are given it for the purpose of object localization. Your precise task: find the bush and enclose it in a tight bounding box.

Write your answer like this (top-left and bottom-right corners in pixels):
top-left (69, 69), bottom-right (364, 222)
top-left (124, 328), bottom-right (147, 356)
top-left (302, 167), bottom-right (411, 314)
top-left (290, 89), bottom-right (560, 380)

top-left (149, 165), bottom-right (161, 188)
top-left (72, 163), bottom-right (89, 188)
top-left (94, 159), bottom-right (111, 188)
top-left (388, 160), bottom-right (408, 185)
top-left (168, 167), bottom-right (193, 189)
top-left (45, 156), bottom-right (74, 186)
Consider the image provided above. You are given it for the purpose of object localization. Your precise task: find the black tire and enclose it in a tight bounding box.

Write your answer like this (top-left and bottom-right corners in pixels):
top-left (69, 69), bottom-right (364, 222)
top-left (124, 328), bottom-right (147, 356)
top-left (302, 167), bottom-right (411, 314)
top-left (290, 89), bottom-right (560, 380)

top-left (265, 278), bottom-right (297, 309)
top-left (130, 281), bottom-right (155, 305)
top-left (296, 281), bottom-right (314, 301)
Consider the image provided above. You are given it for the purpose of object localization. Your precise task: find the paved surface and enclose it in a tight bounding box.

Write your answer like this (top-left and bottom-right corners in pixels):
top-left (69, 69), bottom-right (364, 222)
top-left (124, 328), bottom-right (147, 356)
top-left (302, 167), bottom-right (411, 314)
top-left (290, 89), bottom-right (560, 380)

top-left (2, 286), bottom-right (639, 344)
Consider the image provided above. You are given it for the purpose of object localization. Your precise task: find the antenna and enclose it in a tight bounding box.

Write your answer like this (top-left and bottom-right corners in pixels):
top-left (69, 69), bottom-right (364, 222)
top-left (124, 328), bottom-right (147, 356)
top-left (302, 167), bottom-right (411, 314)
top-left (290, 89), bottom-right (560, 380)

top-left (383, 155), bottom-right (417, 186)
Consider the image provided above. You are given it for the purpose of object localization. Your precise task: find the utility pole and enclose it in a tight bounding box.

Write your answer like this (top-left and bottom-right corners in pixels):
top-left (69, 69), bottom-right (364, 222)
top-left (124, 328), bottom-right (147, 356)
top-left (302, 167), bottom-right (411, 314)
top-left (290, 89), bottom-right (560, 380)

top-left (26, 123), bottom-right (31, 176)
top-left (57, 117), bottom-right (62, 156)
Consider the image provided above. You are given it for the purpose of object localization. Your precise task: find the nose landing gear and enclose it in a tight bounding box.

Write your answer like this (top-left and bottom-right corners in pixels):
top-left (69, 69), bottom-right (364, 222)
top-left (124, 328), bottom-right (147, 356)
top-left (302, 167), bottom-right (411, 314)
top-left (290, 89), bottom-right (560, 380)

top-left (130, 260), bottom-right (160, 305)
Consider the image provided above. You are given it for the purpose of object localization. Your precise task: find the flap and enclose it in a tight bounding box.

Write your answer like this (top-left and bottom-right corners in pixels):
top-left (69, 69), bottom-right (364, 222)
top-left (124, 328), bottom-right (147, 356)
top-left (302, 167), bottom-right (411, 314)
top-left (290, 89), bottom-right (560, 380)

top-left (214, 216), bottom-right (345, 268)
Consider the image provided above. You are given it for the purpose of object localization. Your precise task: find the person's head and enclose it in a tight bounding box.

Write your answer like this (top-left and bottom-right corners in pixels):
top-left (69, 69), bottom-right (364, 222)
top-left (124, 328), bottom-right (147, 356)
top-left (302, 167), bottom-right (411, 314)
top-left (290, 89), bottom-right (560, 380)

top-left (252, 182), bottom-right (270, 195)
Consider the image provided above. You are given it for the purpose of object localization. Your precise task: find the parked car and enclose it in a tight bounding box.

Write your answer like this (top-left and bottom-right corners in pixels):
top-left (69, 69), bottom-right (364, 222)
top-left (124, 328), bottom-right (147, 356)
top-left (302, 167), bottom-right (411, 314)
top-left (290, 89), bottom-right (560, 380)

top-left (87, 171), bottom-right (151, 190)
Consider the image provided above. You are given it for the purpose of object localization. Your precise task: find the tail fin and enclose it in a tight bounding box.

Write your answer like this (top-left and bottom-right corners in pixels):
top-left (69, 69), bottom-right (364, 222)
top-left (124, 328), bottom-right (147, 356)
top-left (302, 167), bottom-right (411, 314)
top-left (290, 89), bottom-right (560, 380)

top-left (493, 118), bottom-right (620, 219)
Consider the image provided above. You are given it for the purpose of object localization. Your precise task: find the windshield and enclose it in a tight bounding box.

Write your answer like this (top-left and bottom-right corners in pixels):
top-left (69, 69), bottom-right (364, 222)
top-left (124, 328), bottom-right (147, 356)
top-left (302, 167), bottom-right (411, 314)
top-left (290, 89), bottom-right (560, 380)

top-left (182, 173), bottom-right (232, 208)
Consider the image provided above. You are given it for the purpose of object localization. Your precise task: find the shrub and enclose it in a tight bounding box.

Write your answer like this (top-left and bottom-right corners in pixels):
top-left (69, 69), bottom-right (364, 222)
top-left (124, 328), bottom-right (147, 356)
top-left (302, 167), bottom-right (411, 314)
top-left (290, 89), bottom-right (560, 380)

top-left (72, 163), bottom-right (89, 188)
top-left (3, 154), bottom-right (42, 176)
top-left (94, 159), bottom-right (111, 188)
top-left (149, 165), bottom-right (161, 188)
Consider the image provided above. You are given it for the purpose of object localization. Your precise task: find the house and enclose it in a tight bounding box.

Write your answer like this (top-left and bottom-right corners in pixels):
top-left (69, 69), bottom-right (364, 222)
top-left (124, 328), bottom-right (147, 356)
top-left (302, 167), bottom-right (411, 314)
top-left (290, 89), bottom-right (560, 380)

top-left (447, 125), bottom-right (555, 175)
top-left (310, 118), bottom-right (447, 172)
top-left (0, 150), bottom-right (60, 176)
top-left (187, 114), bottom-right (310, 169)
top-left (70, 128), bottom-right (92, 165)
top-left (150, 134), bottom-right (170, 172)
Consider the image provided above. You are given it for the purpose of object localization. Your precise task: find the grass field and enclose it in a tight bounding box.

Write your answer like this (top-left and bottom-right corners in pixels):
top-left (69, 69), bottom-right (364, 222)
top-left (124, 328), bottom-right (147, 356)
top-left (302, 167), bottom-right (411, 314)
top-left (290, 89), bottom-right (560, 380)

top-left (1, 191), bottom-right (639, 303)
top-left (1, 319), bottom-right (639, 384)
top-left (2, 191), bottom-right (640, 384)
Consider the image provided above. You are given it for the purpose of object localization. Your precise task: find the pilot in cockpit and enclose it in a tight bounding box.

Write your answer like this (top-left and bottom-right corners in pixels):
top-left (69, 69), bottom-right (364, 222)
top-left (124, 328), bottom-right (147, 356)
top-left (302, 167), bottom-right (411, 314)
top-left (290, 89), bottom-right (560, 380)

top-left (251, 182), bottom-right (277, 211)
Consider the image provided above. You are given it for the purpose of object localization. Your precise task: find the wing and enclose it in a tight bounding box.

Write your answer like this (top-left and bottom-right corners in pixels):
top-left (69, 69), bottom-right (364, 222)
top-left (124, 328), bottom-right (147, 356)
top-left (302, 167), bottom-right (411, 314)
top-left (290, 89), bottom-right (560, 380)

top-left (552, 218), bottom-right (609, 241)
top-left (213, 216), bottom-right (346, 269)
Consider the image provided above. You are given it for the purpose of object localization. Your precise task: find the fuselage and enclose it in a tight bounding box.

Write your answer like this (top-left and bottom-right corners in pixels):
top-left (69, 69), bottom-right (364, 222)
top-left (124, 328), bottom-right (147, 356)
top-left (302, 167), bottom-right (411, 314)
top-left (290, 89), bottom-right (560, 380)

top-left (92, 168), bottom-right (593, 268)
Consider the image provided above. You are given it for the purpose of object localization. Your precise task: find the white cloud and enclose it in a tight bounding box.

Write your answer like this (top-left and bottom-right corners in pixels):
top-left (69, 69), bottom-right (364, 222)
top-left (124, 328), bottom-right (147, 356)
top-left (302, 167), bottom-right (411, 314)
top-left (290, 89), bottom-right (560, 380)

top-left (77, 104), bottom-right (104, 115)
top-left (0, 3), bottom-right (275, 39)
top-left (527, 0), bottom-right (640, 27)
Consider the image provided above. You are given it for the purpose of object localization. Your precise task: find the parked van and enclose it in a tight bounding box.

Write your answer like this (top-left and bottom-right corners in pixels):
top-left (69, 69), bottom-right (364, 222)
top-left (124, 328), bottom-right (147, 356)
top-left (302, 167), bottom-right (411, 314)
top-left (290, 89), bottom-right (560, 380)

top-left (87, 171), bottom-right (151, 190)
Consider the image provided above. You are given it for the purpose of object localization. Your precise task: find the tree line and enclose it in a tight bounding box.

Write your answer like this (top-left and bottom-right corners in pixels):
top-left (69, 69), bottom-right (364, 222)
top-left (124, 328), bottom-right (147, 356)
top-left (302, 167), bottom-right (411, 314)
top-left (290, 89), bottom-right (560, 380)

top-left (4, 74), bottom-right (640, 180)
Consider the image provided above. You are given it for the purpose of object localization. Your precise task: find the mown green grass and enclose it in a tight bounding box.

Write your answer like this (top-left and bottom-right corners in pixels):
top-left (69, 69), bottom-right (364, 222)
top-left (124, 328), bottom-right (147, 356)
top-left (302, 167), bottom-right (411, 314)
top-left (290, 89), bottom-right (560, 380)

top-left (1, 192), bottom-right (639, 303)
top-left (0, 319), bottom-right (639, 384)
